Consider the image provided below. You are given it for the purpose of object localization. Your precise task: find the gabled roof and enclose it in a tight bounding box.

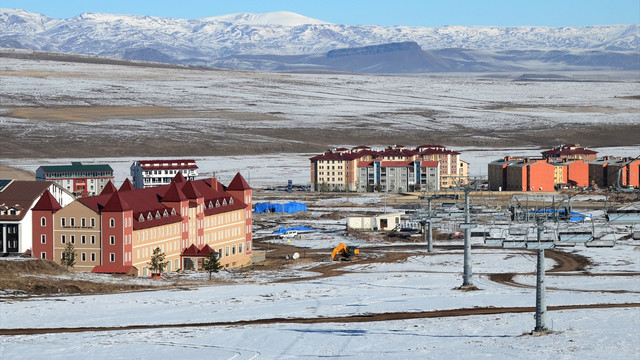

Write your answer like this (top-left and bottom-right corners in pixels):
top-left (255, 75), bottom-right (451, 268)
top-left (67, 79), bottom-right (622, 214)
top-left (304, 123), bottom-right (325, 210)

top-left (173, 172), bottom-right (186, 183)
top-left (78, 176), bottom-right (248, 229)
top-left (227, 172), bottom-right (251, 191)
top-left (0, 181), bottom-right (55, 221)
top-left (181, 180), bottom-right (202, 199)
top-left (181, 243), bottom-right (216, 257)
top-left (92, 265), bottom-right (138, 275)
top-left (100, 181), bottom-right (117, 195)
top-left (102, 191), bottom-right (131, 212)
top-left (31, 190), bottom-right (62, 212)
top-left (119, 179), bottom-right (135, 191)
top-left (162, 182), bottom-right (188, 202)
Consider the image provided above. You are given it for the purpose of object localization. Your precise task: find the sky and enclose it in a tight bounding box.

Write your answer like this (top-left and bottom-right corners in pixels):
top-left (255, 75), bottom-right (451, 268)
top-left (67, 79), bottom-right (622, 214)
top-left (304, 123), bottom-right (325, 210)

top-left (2, 0), bottom-right (639, 27)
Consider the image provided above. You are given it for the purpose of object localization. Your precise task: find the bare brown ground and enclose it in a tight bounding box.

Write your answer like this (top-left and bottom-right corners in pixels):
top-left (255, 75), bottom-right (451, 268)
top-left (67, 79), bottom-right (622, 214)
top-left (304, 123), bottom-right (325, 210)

top-left (0, 166), bottom-right (34, 180)
top-left (1, 303), bottom-right (638, 336)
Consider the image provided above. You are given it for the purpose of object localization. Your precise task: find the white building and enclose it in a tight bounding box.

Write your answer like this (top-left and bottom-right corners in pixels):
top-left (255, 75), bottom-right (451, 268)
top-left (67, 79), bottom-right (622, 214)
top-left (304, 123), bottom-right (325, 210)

top-left (130, 159), bottom-right (199, 189)
top-left (0, 180), bottom-right (74, 254)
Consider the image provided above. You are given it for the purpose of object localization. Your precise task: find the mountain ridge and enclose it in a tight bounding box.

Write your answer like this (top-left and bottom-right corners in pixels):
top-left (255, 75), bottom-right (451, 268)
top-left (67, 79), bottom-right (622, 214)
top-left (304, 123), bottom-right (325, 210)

top-left (1, 9), bottom-right (638, 73)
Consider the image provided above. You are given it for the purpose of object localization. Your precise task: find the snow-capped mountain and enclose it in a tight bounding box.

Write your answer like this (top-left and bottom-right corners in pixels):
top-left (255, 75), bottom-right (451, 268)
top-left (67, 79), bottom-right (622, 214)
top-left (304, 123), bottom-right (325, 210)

top-left (0, 8), bottom-right (638, 73)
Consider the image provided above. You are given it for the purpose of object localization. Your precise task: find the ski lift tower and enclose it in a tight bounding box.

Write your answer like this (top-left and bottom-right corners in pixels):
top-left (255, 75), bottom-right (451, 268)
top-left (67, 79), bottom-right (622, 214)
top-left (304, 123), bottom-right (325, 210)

top-left (497, 210), bottom-right (600, 334)
top-left (414, 195), bottom-right (442, 253)
top-left (455, 182), bottom-right (478, 289)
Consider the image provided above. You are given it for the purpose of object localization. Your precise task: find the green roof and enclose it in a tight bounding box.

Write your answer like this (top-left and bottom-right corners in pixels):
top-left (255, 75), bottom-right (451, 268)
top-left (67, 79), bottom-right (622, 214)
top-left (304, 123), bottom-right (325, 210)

top-left (39, 162), bottom-right (113, 173)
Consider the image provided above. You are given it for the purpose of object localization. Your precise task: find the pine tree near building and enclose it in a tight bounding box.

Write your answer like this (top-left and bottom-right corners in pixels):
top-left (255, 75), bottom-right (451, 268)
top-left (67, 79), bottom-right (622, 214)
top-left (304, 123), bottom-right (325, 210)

top-left (61, 242), bottom-right (76, 269)
top-left (148, 247), bottom-right (167, 275)
top-left (204, 251), bottom-right (222, 280)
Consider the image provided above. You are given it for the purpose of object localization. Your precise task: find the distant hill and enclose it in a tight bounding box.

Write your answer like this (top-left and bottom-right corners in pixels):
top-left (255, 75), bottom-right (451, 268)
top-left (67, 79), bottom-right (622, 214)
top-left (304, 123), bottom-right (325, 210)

top-left (1, 9), bottom-right (638, 73)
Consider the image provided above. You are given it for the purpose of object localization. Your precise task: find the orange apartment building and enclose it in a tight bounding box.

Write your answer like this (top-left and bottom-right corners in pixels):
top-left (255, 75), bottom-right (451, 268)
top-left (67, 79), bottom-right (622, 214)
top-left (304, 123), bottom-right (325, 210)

top-left (504, 159), bottom-right (556, 192)
top-left (32, 172), bottom-right (253, 276)
top-left (589, 156), bottom-right (640, 189)
top-left (489, 145), bottom-right (638, 191)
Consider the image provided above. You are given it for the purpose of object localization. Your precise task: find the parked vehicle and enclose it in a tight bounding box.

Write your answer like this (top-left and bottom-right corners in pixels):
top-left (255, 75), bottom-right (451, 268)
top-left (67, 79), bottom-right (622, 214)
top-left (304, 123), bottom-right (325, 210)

top-left (279, 230), bottom-right (298, 239)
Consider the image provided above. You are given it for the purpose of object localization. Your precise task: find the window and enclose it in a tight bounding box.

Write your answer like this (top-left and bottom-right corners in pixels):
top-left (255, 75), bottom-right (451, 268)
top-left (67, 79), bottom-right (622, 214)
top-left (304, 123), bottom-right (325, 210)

top-left (70, 218), bottom-right (75, 227)
top-left (41, 252), bottom-right (46, 260)
top-left (232, 245), bottom-right (237, 255)
top-left (81, 253), bottom-right (86, 262)
top-left (81, 218), bottom-right (86, 227)
top-left (218, 248), bottom-right (223, 258)
top-left (70, 235), bottom-right (75, 244)
top-left (81, 235), bottom-right (86, 244)
top-left (61, 218), bottom-right (66, 227)
top-left (91, 235), bottom-right (95, 244)
top-left (110, 218), bottom-right (115, 227)
top-left (61, 235), bottom-right (66, 244)
top-left (110, 253), bottom-right (115, 262)
top-left (41, 234), bottom-right (46, 244)
top-left (90, 218), bottom-right (95, 227)
top-left (247, 242), bottom-right (251, 252)
top-left (225, 246), bottom-right (230, 257)
top-left (91, 253), bottom-right (96, 262)
top-left (239, 243), bottom-right (243, 253)
top-left (41, 217), bottom-right (46, 226)
top-left (110, 236), bottom-right (115, 245)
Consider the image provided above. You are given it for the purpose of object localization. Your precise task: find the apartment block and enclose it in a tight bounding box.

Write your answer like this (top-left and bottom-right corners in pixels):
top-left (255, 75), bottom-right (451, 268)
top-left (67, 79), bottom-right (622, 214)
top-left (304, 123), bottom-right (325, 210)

top-left (36, 162), bottom-right (114, 197)
top-left (32, 172), bottom-right (252, 276)
top-left (310, 145), bottom-right (467, 192)
top-left (130, 159), bottom-right (199, 189)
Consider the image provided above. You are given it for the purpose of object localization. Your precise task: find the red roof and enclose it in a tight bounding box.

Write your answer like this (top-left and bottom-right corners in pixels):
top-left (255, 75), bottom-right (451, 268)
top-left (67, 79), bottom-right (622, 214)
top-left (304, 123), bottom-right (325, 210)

top-left (78, 176), bottom-right (247, 230)
top-left (138, 160), bottom-right (198, 170)
top-left (173, 172), bottom-right (186, 183)
top-left (92, 265), bottom-right (137, 275)
top-left (542, 145), bottom-right (597, 156)
top-left (227, 172), bottom-right (251, 191)
top-left (119, 179), bottom-right (135, 191)
top-left (181, 243), bottom-right (217, 257)
top-left (420, 161), bottom-right (439, 167)
top-left (100, 181), bottom-right (117, 195)
top-left (162, 182), bottom-right (188, 202)
top-left (102, 191), bottom-right (131, 212)
top-left (181, 181), bottom-right (202, 199)
top-left (31, 190), bottom-right (62, 212)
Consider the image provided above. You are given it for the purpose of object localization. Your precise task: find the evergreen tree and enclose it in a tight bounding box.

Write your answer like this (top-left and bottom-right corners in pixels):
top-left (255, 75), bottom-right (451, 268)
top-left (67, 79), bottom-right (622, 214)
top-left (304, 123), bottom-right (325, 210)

top-left (148, 247), bottom-right (167, 274)
top-left (61, 242), bottom-right (76, 269)
top-left (203, 251), bottom-right (222, 280)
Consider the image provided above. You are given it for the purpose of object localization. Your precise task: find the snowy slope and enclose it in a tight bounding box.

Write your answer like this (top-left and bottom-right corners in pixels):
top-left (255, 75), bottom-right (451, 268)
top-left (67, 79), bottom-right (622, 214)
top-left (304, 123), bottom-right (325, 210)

top-left (0, 9), bottom-right (638, 64)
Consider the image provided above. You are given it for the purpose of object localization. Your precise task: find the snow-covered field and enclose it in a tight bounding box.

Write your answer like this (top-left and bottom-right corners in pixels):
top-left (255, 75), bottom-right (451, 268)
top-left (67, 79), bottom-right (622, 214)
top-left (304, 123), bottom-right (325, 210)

top-left (1, 190), bottom-right (639, 359)
top-left (0, 244), bottom-right (638, 359)
top-left (1, 56), bottom-right (639, 359)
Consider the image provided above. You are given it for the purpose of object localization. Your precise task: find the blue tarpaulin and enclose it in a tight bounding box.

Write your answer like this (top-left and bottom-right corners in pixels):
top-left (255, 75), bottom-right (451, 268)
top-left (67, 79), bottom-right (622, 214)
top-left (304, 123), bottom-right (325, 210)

top-left (254, 202), bottom-right (307, 213)
top-left (272, 226), bottom-right (317, 234)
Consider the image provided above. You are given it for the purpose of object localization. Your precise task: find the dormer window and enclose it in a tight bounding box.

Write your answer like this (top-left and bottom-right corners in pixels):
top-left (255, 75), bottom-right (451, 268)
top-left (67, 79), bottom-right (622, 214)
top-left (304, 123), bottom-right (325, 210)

top-left (171, 208), bottom-right (176, 215)
top-left (163, 209), bottom-right (168, 218)
top-left (229, 198), bottom-right (234, 205)
top-left (139, 214), bottom-right (145, 222)
top-left (155, 211), bottom-right (161, 219)
top-left (215, 200), bottom-right (220, 208)
top-left (147, 213), bottom-right (153, 221)
top-left (208, 201), bottom-right (214, 209)
top-left (222, 199), bottom-right (227, 206)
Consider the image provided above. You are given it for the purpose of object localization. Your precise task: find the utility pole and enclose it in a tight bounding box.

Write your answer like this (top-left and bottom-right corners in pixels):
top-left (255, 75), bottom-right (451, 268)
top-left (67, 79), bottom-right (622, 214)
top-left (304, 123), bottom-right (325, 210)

top-left (461, 186), bottom-right (474, 287)
top-left (534, 217), bottom-right (548, 332)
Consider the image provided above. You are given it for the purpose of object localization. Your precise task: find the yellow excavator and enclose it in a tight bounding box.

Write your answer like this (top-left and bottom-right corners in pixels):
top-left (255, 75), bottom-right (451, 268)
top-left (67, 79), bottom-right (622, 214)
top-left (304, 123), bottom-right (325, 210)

top-left (330, 243), bottom-right (360, 261)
